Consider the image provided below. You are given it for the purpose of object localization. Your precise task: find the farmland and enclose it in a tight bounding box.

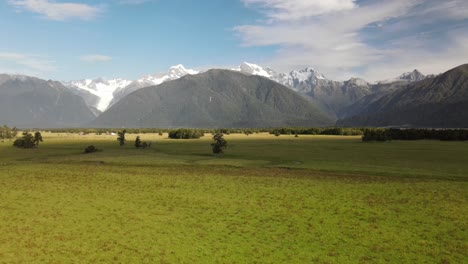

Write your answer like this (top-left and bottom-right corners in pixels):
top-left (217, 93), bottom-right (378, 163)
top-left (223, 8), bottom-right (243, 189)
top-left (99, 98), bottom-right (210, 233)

top-left (0, 133), bottom-right (467, 263)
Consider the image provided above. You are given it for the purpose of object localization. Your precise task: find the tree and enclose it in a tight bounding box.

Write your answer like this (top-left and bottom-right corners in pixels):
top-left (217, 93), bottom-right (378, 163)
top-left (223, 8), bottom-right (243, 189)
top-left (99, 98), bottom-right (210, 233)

top-left (135, 136), bottom-right (142, 148)
top-left (211, 133), bottom-right (227, 154)
top-left (117, 130), bottom-right (126, 146)
top-left (34, 132), bottom-right (43, 147)
top-left (11, 127), bottom-right (18, 138)
top-left (13, 132), bottom-right (36, 148)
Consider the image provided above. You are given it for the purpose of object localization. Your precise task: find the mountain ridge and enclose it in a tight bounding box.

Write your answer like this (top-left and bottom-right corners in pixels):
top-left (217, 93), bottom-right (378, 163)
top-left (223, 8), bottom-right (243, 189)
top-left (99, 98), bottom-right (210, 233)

top-left (61, 62), bottom-right (429, 116)
top-left (337, 64), bottom-right (468, 128)
top-left (90, 69), bottom-right (334, 128)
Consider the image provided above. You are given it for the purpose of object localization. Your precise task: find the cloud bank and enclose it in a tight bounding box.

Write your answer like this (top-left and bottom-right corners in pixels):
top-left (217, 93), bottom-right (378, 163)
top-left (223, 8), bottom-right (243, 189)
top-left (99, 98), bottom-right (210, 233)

top-left (0, 52), bottom-right (56, 77)
top-left (236, 0), bottom-right (468, 81)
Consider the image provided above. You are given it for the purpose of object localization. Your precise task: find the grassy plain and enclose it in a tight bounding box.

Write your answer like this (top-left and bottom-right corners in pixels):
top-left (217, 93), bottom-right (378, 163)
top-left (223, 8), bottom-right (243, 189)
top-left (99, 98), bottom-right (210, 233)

top-left (0, 133), bottom-right (466, 263)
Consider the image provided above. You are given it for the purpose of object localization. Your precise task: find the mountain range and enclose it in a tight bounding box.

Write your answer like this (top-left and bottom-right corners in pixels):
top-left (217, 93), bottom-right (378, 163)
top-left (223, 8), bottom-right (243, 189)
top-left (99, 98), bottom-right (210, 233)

top-left (1, 62), bottom-right (466, 128)
top-left (337, 64), bottom-right (468, 128)
top-left (63, 62), bottom-right (428, 117)
top-left (91, 69), bottom-right (333, 128)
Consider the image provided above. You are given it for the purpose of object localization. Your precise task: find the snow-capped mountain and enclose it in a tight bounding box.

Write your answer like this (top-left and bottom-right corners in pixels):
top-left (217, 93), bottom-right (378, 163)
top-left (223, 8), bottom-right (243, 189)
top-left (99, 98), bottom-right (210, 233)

top-left (234, 62), bottom-right (330, 93)
top-left (233, 62), bottom-right (372, 117)
top-left (64, 65), bottom-right (198, 112)
top-left (399, 69), bottom-right (425, 82)
top-left (378, 69), bottom-right (426, 84)
top-left (62, 61), bottom-right (423, 118)
top-left (64, 78), bottom-right (131, 112)
top-left (233, 62), bottom-right (277, 78)
top-left (110, 65), bottom-right (199, 108)
top-left (134, 64), bottom-right (199, 87)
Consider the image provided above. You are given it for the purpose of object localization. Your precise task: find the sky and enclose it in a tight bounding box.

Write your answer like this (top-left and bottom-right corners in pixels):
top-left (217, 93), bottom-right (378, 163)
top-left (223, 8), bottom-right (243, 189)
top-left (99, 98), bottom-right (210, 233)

top-left (0, 0), bottom-right (467, 82)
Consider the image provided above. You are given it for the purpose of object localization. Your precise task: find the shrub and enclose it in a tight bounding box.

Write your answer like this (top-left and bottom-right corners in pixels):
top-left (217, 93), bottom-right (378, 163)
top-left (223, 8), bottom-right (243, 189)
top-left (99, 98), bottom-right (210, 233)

top-left (13, 132), bottom-right (36, 148)
top-left (168, 129), bottom-right (203, 139)
top-left (84, 145), bottom-right (100, 154)
top-left (135, 136), bottom-right (142, 148)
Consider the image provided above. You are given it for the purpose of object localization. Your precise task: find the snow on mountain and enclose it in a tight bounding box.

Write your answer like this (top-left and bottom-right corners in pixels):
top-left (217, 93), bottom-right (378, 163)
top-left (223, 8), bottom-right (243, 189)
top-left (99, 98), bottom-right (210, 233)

top-left (378, 69), bottom-right (426, 84)
top-left (135, 64), bottom-right (199, 86)
top-left (233, 62), bottom-right (329, 93)
top-left (233, 62), bottom-right (277, 78)
top-left (64, 78), bottom-right (131, 112)
top-left (63, 65), bottom-right (199, 112)
top-left (398, 69), bottom-right (425, 82)
top-left (110, 65), bottom-right (199, 108)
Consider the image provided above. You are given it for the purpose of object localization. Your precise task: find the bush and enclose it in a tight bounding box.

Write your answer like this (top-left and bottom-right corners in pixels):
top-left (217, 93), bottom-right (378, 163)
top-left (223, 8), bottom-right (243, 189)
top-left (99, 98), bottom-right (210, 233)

top-left (13, 132), bottom-right (36, 148)
top-left (135, 136), bottom-right (151, 148)
top-left (168, 129), bottom-right (203, 139)
top-left (84, 145), bottom-right (100, 154)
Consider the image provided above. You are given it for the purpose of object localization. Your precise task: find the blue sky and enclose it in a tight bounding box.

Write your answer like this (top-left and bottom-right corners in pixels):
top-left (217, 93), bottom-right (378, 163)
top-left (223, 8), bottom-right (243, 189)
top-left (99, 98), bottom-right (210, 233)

top-left (1, 0), bottom-right (467, 81)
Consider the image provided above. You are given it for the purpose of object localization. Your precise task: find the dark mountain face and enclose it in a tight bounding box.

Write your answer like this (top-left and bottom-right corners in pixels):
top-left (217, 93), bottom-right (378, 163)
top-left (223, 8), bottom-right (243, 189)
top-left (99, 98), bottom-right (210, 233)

top-left (338, 81), bottom-right (410, 119)
top-left (337, 64), bottom-right (468, 128)
top-left (92, 70), bottom-right (334, 128)
top-left (306, 78), bottom-right (373, 118)
top-left (0, 74), bottom-right (97, 128)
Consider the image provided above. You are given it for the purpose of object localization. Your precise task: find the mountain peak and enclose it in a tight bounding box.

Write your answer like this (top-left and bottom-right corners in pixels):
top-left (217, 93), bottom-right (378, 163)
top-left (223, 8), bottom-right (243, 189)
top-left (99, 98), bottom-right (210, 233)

top-left (399, 69), bottom-right (425, 82)
top-left (346, 77), bottom-right (369, 87)
top-left (235, 62), bottom-right (276, 78)
top-left (291, 67), bottom-right (327, 81)
top-left (169, 64), bottom-right (199, 75)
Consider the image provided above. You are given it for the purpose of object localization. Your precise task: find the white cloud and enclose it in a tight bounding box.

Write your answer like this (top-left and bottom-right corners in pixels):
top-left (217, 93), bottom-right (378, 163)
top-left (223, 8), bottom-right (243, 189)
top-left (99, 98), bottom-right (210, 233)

top-left (80, 55), bottom-right (113, 62)
top-left (236, 0), bottom-right (468, 81)
top-left (8, 0), bottom-right (102, 21)
top-left (241, 0), bottom-right (357, 21)
top-left (0, 52), bottom-right (57, 77)
top-left (118, 0), bottom-right (152, 5)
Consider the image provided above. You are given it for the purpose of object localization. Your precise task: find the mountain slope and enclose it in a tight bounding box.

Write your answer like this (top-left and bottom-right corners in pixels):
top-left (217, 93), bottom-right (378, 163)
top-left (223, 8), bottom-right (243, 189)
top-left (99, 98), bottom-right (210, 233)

top-left (235, 63), bottom-right (373, 118)
top-left (92, 70), bottom-right (333, 128)
top-left (0, 74), bottom-right (96, 128)
top-left (110, 65), bottom-right (199, 107)
top-left (337, 64), bottom-right (468, 127)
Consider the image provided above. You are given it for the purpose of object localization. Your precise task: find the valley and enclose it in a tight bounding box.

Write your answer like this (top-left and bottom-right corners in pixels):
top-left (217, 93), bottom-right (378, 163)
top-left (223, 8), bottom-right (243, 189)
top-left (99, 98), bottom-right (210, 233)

top-left (0, 132), bottom-right (466, 263)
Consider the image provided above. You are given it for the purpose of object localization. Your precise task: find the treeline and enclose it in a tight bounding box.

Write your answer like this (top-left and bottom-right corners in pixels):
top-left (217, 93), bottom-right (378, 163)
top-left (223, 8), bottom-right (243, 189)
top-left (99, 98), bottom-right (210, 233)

top-left (45, 127), bottom-right (365, 136)
top-left (362, 128), bottom-right (468, 141)
top-left (46, 128), bottom-right (167, 135)
top-left (268, 127), bottom-right (364, 136)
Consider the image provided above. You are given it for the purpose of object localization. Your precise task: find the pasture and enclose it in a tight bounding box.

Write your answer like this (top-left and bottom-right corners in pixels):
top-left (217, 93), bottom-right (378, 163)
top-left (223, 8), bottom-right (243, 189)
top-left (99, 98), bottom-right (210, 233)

top-left (0, 133), bottom-right (466, 263)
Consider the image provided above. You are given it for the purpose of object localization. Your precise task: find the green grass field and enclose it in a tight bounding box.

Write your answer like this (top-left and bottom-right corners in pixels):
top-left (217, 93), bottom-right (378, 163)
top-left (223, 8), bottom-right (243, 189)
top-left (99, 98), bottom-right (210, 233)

top-left (0, 133), bottom-right (467, 263)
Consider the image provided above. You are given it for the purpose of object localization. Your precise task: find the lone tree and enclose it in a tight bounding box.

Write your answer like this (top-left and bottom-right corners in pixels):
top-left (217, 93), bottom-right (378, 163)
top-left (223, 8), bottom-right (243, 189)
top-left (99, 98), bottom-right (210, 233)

top-left (13, 132), bottom-right (36, 148)
top-left (34, 132), bottom-right (43, 147)
top-left (117, 130), bottom-right (126, 146)
top-left (211, 132), bottom-right (227, 154)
